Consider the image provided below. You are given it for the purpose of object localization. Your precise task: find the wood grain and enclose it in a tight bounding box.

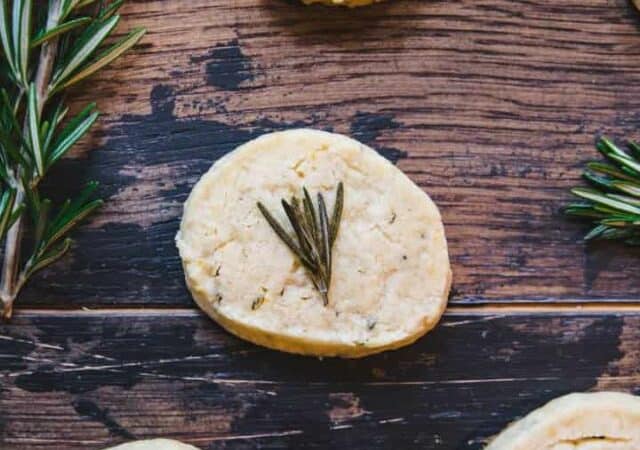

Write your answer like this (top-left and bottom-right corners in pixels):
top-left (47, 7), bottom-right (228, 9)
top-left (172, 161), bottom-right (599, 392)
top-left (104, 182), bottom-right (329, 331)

top-left (9, 0), bottom-right (640, 308)
top-left (0, 310), bottom-right (637, 449)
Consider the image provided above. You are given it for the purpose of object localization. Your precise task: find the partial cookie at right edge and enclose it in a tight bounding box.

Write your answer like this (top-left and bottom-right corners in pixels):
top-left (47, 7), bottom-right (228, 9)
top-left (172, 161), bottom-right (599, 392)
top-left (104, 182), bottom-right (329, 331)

top-left (486, 392), bottom-right (640, 450)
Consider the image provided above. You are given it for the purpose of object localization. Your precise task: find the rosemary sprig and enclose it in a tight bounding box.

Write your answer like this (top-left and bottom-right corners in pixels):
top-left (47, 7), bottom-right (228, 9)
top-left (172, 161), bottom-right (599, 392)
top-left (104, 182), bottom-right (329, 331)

top-left (565, 137), bottom-right (640, 245)
top-left (257, 182), bottom-right (344, 306)
top-left (0, 0), bottom-right (145, 319)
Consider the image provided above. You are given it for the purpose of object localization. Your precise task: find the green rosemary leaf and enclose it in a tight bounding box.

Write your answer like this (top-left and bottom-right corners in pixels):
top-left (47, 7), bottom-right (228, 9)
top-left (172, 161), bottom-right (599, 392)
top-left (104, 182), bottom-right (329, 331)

top-left (289, 196), bottom-right (313, 253)
top-left (39, 120), bottom-right (49, 144)
top-left (26, 83), bottom-right (44, 176)
top-left (56, 180), bottom-right (99, 223)
top-left (597, 137), bottom-right (630, 160)
top-left (60, 0), bottom-right (74, 19)
top-left (21, 175), bottom-right (38, 223)
top-left (628, 141), bottom-right (640, 160)
top-left (58, 26), bottom-right (145, 90)
top-left (586, 161), bottom-right (637, 183)
top-left (56, 101), bottom-right (96, 140)
top-left (571, 187), bottom-right (640, 215)
top-left (593, 203), bottom-right (626, 215)
top-left (16, 0), bottom-right (31, 84)
top-left (0, 133), bottom-right (28, 168)
top-left (601, 216), bottom-right (640, 228)
top-left (611, 180), bottom-right (640, 198)
top-left (317, 192), bottom-right (330, 271)
top-left (329, 181), bottom-right (343, 245)
top-left (0, 0), bottom-right (16, 76)
top-left (38, 121), bottom-right (49, 154)
top-left (7, 202), bottom-right (24, 228)
top-left (583, 170), bottom-right (613, 190)
top-left (0, 88), bottom-right (29, 155)
top-left (257, 201), bottom-right (314, 270)
top-left (1, 86), bottom-right (21, 118)
top-left (64, 10), bottom-right (106, 53)
top-left (25, 237), bottom-right (72, 279)
top-left (564, 203), bottom-right (607, 219)
top-left (50, 101), bottom-right (69, 128)
top-left (281, 198), bottom-right (310, 254)
top-left (62, 0), bottom-right (97, 19)
top-left (0, 127), bottom-right (14, 161)
top-left (0, 188), bottom-right (16, 240)
top-left (600, 227), bottom-right (634, 240)
top-left (606, 153), bottom-right (640, 177)
top-left (52, 28), bottom-right (70, 73)
top-left (42, 101), bottom-right (67, 152)
top-left (583, 224), bottom-right (609, 241)
top-left (98, 0), bottom-right (125, 20)
top-left (606, 193), bottom-right (640, 208)
top-left (33, 198), bottom-right (51, 246)
top-left (11, 0), bottom-right (23, 79)
top-left (50, 14), bottom-right (119, 91)
top-left (31, 17), bottom-right (91, 48)
top-left (43, 198), bottom-right (102, 252)
top-left (302, 187), bottom-right (318, 240)
top-left (75, 0), bottom-right (99, 8)
top-left (0, 154), bottom-right (9, 182)
top-left (46, 109), bottom-right (98, 168)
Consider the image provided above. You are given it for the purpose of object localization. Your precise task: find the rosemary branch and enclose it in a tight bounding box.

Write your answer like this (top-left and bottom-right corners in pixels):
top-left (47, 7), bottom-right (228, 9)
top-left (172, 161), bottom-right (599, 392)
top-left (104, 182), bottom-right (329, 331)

top-left (0, 0), bottom-right (146, 319)
top-left (1, 0), bottom-right (60, 317)
top-left (565, 137), bottom-right (640, 245)
top-left (258, 182), bottom-right (344, 306)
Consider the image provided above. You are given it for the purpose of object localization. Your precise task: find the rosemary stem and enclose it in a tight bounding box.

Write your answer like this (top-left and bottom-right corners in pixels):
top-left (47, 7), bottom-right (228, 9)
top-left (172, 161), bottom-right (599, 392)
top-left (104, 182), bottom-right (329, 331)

top-left (0, 184), bottom-right (23, 319)
top-left (0, 0), bottom-right (63, 319)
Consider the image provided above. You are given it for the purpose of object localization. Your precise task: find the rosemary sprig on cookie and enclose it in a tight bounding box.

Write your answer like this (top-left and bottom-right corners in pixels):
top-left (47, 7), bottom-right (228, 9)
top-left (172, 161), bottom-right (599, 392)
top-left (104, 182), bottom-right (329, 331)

top-left (565, 137), bottom-right (640, 244)
top-left (0, 0), bottom-right (145, 319)
top-left (257, 182), bottom-right (344, 306)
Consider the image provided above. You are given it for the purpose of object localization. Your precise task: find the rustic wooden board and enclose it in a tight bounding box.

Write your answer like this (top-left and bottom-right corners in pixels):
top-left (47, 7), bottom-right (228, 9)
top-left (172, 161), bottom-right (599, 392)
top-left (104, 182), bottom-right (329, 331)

top-left (0, 310), bottom-right (638, 449)
top-left (3, 2), bottom-right (640, 450)
top-left (10, 0), bottom-right (640, 308)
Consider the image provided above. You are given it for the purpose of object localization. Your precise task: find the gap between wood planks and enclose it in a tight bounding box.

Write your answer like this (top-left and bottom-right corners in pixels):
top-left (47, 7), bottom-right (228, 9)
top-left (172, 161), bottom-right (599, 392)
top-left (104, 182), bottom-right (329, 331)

top-left (8, 302), bottom-right (640, 317)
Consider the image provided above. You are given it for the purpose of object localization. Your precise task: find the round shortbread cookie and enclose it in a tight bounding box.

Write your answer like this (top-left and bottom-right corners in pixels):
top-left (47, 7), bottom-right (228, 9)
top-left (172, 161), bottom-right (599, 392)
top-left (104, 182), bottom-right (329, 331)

top-left (105, 439), bottom-right (200, 450)
top-left (486, 392), bottom-right (640, 450)
top-left (177, 129), bottom-right (451, 358)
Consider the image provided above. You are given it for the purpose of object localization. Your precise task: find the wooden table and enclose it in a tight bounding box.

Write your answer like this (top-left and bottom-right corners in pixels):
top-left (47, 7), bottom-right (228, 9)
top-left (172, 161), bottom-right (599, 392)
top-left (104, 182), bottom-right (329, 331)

top-left (2, 0), bottom-right (640, 448)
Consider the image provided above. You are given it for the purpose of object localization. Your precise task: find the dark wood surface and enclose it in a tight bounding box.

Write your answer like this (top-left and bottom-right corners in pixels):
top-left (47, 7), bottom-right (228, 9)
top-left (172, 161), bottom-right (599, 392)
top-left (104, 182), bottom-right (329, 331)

top-left (2, 0), bottom-right (640, 448)
top-left (1, 310), bottom-right (639, 449)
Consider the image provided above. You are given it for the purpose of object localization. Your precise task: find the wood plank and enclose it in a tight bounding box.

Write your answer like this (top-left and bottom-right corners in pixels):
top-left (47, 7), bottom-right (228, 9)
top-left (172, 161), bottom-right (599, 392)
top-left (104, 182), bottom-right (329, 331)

top-left (17, 0), bottom-right (640, 307)
top-left (0, 310), bottom-right (638, 449)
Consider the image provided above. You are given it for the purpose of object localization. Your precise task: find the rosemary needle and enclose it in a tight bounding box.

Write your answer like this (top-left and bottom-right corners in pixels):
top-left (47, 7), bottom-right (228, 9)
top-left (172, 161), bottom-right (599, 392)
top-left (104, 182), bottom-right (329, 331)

top-left (257, 182), bottom-right (344, 306)
top-left (566, 137), bottom-right (640, 245)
